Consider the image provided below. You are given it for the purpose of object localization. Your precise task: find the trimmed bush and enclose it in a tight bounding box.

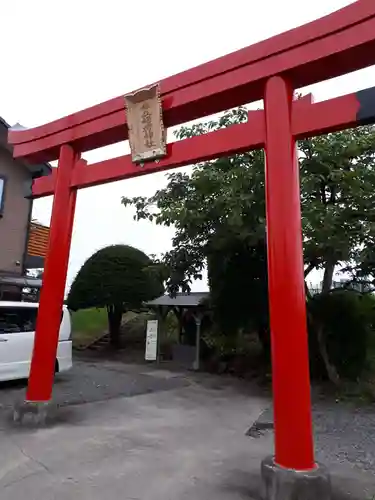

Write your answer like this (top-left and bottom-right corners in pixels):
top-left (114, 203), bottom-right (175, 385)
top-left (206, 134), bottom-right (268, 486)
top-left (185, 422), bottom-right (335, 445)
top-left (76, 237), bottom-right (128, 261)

top-left (67, 245), bottom-right (163, 347)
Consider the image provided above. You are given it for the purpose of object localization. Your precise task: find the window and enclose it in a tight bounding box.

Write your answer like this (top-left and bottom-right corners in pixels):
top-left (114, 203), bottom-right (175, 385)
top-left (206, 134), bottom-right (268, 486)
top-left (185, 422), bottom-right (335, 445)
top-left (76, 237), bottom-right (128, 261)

top-left (0, 306), bottom-right (64, 333)
top-left (0, 307), bottom-right (38, 333)
top-left (0, 176), bottom-right (6, 215)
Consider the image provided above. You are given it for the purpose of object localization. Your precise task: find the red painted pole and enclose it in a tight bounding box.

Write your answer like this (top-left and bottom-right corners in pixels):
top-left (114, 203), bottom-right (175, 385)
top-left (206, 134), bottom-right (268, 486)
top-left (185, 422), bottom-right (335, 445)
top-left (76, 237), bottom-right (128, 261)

top-left (26, 145), bottom-right (78, 402)
top-left (264, 76), bottom-right (315, 470)
top-left (60, 161), bottom-right (80, 283)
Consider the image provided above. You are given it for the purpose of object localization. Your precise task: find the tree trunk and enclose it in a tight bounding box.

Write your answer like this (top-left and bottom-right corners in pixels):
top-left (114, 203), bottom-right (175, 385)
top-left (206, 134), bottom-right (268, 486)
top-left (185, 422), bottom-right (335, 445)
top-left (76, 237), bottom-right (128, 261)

top-left (173, 307), bottom-right (184, 343)
top-left (316, 323), bottom-right (340, 386)
top-left (310, 255), bottom-right (339, 384)
top-left (322, 258), bottom-right (336, 294)
top-left (107, 304), bottom-right (123, 349)
top-left (306, 306), bottom-right (340, 386)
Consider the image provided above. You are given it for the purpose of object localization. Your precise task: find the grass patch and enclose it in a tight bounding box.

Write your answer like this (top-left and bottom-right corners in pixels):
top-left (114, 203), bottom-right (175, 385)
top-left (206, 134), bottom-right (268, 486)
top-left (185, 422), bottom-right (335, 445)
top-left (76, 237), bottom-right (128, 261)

top-left (71, 308), bottom-right (108, 348)
top-left (70, 308), bottom-right (171, 350)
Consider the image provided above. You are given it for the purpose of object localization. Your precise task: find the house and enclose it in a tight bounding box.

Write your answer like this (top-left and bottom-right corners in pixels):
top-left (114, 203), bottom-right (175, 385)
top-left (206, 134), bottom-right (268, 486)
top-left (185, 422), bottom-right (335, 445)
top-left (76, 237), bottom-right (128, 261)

top-left (0, 116), bottom-right (51, 299)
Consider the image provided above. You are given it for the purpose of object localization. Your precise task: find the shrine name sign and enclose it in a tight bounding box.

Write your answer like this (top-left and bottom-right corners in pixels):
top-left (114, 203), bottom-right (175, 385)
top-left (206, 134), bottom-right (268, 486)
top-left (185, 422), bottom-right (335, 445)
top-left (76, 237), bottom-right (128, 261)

top-left (124, 84), bottom-right (166, 164)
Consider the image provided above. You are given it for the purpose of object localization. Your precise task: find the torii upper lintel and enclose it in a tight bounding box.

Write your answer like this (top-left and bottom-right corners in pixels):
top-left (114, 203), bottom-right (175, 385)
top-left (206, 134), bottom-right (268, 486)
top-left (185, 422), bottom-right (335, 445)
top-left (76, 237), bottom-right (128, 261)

top-left (8, 0), bottom-right (375, 164)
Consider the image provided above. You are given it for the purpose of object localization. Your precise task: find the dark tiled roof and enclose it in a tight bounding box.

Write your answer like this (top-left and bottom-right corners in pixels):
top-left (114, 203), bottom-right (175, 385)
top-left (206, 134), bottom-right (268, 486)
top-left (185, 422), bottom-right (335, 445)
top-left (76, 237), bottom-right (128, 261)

top-left (0, 116), bottom-right (52, 176)
top-left (146, 292), bottom-right (209, 307)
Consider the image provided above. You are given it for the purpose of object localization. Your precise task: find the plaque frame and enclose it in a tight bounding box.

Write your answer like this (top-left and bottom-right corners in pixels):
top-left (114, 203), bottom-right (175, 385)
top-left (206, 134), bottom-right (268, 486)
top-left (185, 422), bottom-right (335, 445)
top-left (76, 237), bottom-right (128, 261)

top-left (124, 83), bottom-right (167, 163)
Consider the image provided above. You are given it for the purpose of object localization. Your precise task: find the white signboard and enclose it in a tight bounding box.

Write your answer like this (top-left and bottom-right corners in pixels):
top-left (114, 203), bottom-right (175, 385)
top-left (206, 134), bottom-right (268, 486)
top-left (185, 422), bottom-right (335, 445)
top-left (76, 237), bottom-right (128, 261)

top-left (145, 319), bottom-right (158, 361)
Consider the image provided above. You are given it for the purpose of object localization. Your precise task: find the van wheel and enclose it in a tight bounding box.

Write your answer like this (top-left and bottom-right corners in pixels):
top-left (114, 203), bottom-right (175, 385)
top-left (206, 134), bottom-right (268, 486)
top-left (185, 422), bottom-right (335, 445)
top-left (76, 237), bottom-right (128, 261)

top-left (54, 360), bottom-right (59, 374)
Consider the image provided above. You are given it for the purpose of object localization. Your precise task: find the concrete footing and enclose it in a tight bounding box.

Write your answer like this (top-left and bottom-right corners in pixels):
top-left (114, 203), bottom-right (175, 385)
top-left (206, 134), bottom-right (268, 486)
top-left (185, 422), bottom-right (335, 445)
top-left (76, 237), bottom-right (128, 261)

top-left (13, 401), bottom-right (57, 426)
top-left (261, 456), bottom-right (331, 500)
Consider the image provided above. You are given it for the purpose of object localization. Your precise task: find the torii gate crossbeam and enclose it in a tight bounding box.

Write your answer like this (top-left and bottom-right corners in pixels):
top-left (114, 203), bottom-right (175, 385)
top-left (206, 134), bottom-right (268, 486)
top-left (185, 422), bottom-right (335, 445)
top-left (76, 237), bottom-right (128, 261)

top-left (7, 0), bottom-right (375, 485)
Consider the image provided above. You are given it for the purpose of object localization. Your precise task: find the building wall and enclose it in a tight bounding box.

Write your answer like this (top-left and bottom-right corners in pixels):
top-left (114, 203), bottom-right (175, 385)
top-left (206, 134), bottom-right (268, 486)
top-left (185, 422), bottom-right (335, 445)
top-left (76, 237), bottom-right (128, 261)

top-left (0, 146), bottom-right (32, 275)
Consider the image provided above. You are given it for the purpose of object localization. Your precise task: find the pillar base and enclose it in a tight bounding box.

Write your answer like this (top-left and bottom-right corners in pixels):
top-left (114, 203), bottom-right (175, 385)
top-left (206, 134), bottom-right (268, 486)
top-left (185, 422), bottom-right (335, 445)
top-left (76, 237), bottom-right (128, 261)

top-left (261, 456), bottom-right (331, 500)
top-left (13, 401), bottom-right (57, 426)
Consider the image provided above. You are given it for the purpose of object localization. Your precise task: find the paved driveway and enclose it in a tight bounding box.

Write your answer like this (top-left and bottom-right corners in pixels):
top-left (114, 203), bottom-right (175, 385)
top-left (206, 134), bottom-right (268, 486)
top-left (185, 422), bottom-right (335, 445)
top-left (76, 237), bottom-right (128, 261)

top-left (0, 358), bottom-right (374, 499)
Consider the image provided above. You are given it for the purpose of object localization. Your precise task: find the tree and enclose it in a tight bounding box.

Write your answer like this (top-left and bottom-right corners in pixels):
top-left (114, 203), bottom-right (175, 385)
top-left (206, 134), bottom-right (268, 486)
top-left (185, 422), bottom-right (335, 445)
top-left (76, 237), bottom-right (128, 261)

top-left (123, 106), bottom-right (375, 291)
top-left (122, 107), bottom-right (266, 290)
top-left (122, 107), bottom-right (270, 342)
top-left (67, 245), bottom-right (164, 347)
top-left (122, 106), bottom-right (375, 374)
top-left (300, 127), bottom-right (375, 293)
top-left (207, 238), bottom-right (269, 356)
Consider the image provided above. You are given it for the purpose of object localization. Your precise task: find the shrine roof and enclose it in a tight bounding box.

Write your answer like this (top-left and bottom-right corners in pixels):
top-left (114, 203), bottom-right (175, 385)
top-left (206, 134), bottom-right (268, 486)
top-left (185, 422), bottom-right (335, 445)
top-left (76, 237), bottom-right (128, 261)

top-left (146, 292), bottom-right (209, 308)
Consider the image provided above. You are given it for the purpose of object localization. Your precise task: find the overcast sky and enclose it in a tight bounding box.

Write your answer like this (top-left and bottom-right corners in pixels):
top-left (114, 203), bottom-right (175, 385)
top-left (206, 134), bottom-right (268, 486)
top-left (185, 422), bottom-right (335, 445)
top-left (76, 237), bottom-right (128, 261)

top-left (1, 0), bottom-right (374, 291)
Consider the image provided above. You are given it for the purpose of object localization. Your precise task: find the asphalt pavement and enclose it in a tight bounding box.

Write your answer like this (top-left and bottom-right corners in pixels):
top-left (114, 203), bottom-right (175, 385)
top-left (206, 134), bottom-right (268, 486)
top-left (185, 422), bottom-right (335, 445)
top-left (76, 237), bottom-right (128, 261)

top-left (0, 357), bottom-right (374, 499)
top-left (0, 358), bottom-right (190, 412)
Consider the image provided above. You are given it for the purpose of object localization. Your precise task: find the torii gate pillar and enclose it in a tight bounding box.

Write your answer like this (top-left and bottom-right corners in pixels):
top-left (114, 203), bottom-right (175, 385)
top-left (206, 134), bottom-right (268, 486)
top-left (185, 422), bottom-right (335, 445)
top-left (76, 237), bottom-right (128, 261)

top-left (261, 76), bottom-right (330, 499)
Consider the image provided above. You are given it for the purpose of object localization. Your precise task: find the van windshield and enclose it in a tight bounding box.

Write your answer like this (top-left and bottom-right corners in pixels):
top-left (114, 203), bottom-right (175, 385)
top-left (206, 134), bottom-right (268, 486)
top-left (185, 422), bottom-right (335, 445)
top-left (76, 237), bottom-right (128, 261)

top-left (0, 307), bottom-right (38, 333)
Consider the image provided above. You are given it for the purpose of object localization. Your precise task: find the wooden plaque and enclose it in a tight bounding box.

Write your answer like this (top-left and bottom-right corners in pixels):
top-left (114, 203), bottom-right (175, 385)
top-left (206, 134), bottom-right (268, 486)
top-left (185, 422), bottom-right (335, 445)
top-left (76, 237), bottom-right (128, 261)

top-left (124, 84), bottom-right (167, 163)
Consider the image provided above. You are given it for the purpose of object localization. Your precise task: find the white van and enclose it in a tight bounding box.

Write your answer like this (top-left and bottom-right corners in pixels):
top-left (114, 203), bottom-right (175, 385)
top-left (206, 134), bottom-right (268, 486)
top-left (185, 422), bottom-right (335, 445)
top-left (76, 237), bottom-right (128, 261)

top-left (0, 301), bottom-right (73, 382)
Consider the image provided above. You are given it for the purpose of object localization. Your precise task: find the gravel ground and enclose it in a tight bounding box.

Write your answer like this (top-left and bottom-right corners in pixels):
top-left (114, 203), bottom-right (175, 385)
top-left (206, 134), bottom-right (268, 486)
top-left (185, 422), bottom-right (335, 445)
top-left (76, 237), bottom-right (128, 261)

top-left (314, 401), bottom-right (375, 472)
top-left (0, 358), bottom-right (189, 412)
top-left (252, 400), bottom-right (375, 472)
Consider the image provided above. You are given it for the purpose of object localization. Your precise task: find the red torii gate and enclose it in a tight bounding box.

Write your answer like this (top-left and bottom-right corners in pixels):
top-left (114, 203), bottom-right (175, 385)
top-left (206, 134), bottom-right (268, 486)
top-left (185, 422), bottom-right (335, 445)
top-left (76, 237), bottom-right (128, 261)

top-left (8, 0), bottom-right (375, 475)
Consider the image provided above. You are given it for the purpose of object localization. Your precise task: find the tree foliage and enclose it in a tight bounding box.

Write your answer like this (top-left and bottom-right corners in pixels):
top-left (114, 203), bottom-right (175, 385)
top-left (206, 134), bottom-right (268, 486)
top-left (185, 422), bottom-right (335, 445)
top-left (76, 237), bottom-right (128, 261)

top-left (122, 107), bottom-right (266, 289)
top-left (67, 245), bottom-right (163, 346)
top-left (207, 238), bottom-right (269, 345)
top-left (123, 106), bottom-right (375, 288)
top-left (122, 104), bottom-right (375, 376)
top-left (299, 127), bottom-right (375, 292)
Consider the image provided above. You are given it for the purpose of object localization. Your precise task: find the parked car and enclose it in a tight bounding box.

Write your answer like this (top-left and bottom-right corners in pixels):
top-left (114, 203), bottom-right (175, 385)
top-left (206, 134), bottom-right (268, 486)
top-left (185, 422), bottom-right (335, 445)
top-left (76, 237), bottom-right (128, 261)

top-left (0, 301), bottom-right (72, 382)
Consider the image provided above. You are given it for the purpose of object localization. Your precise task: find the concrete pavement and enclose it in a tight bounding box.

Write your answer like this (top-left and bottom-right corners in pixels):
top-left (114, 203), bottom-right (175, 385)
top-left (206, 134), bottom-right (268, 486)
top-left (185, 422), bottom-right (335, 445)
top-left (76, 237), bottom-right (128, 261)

top-left (0, 368), bottom-right (374, 499)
